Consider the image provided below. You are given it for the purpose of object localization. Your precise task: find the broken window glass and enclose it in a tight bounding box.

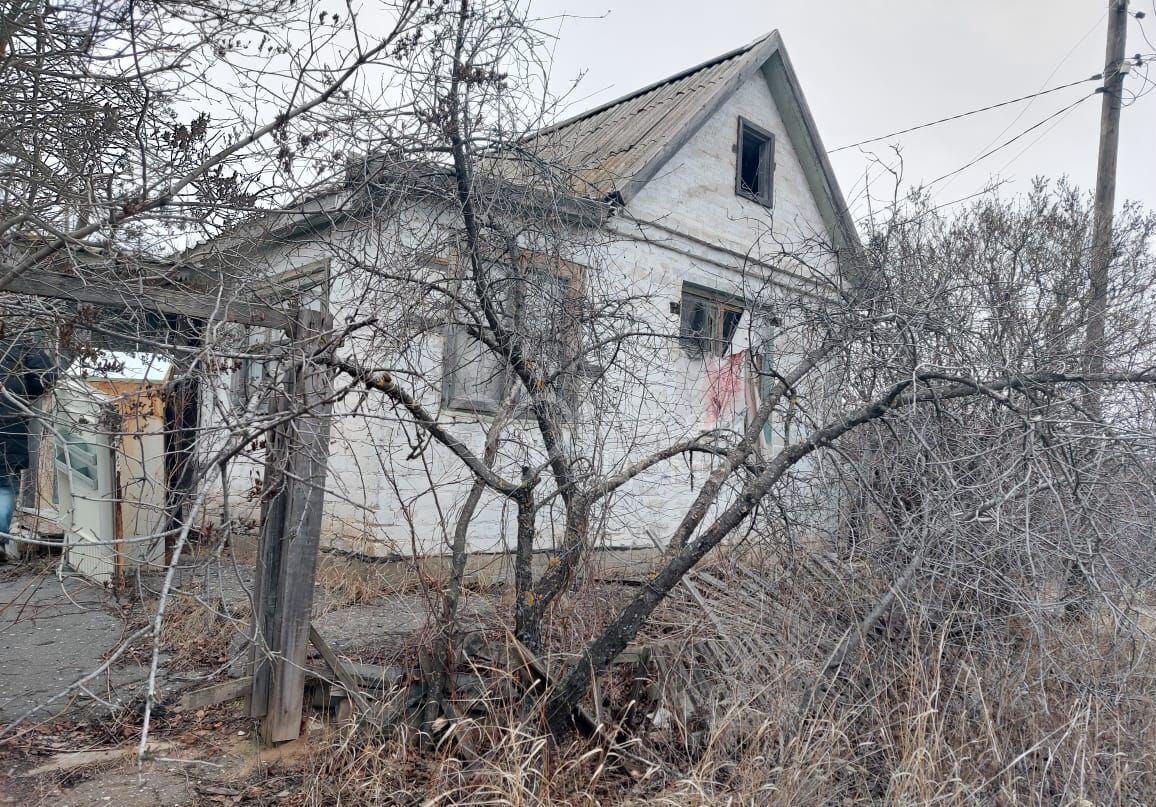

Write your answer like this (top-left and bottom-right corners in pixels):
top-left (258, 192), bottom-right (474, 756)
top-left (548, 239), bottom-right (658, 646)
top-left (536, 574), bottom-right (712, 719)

top-left (680, 286), bottom-right (745, 358)
top-left (736, 118), bottom-right (775, 207)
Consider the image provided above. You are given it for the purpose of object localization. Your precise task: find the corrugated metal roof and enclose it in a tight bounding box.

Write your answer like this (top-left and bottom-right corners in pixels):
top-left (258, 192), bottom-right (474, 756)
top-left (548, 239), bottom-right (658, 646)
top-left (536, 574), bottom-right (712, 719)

top-left (522, 33), bottom-right (773, 199)
top-left (195, 30), bottom-right (858, 261)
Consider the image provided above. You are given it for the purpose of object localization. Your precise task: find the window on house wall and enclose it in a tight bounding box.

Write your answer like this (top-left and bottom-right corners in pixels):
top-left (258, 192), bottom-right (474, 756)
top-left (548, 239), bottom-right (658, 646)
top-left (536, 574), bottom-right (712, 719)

top-left (736, 117), bottom-right (775, 207)
top-left (233, 260), bottom-right (328, 415)
top-left (442, 325), bottom-right (509, 413)
top-left (443, 258), bottom-right (582, 416)
top-left (232, 350), bottom-right (282, 415)
top-left (679, 285), bottom-right (745, 358)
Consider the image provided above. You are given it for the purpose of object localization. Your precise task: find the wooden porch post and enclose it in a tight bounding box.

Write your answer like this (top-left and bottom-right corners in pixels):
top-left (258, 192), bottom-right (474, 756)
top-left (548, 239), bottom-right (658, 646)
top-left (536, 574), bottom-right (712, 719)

top-left (248, 307), bottom-right (335, 743)
top-left (162, 329), bottom-right (202, 564)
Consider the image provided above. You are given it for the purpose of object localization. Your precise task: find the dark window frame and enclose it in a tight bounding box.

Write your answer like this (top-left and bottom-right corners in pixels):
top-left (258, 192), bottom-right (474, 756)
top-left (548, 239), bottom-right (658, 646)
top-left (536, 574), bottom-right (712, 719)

top-left (735, 117), bottom-right (775, 208)
top-left (679, 284), bottom-right (746, 359)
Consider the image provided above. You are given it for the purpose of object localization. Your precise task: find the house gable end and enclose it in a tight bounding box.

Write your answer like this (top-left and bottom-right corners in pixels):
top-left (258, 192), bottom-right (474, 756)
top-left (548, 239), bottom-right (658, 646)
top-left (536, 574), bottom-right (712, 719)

top-left (623, 53), bottom-right (832, 263)
top-left (759, 48), bottom-right (856, 255)
top-left (611, 33), bottom-right (855, 258)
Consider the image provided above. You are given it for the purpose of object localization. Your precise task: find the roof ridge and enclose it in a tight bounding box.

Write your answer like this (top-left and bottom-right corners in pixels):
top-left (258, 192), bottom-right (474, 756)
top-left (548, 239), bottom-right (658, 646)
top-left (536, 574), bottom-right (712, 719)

top-left (530, 30), bottom-right (777, 140)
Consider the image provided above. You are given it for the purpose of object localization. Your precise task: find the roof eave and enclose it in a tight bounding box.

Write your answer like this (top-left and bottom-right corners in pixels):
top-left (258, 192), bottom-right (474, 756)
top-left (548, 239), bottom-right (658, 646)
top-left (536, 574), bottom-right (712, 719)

top-left (612, 31), bottom-right (785, 207)
top-left (760, 42), bottom-right (860, 258)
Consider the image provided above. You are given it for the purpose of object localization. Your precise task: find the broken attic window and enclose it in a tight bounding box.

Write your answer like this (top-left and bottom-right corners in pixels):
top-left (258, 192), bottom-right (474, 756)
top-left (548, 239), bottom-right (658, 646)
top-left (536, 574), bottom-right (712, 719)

top-left (736, 117), bottom-right (775, 207)
top-left (680, 286), bottom-right (744, 358)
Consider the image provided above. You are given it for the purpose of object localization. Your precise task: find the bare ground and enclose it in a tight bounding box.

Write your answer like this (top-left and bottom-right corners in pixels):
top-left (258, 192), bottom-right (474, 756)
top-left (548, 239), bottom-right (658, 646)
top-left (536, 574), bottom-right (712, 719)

top-left (0, 562), bottom-right (152, 727)
top-left (0, 549), bottom-right (498, 806)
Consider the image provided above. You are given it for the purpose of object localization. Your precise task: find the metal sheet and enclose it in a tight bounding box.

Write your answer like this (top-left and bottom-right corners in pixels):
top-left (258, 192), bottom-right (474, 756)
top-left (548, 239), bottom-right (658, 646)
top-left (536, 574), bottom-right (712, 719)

top-left (530, 46), bottom-right (755, 196)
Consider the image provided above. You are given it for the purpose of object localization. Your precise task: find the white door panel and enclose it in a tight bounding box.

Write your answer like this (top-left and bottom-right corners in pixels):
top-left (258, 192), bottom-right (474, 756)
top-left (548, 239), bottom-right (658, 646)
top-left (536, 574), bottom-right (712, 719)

top-left (54, 381), bottom-right (118, 584)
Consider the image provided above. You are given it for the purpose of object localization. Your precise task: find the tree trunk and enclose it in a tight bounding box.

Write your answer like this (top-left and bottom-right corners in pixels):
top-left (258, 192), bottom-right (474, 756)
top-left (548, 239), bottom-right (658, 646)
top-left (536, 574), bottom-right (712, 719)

top-left (513, 487), bottom-right (540, 652)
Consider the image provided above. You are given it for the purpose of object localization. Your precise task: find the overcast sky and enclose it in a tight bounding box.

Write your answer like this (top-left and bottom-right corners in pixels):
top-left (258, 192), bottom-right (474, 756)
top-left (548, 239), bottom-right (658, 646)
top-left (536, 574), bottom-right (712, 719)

top-left (534, 0), bottom-right (1156, 221)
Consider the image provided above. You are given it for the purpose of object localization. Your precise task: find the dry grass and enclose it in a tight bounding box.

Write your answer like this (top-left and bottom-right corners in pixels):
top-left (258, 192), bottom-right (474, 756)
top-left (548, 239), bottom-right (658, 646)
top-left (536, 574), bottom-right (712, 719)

top-left (304, 649), bottom-right (631, 807)
top-left (311, 723), bottom-right (617, 806)
top-left (625, 620), bottom-right (1156, 806)
top-left (314, 553), bottom-right (403, 610)
top-left (615, 562), bottom-right (1156, 806)
top-left (296, 547), bottom-right (1156, 806)
top-left (157, 592), bottom-right (250, 672)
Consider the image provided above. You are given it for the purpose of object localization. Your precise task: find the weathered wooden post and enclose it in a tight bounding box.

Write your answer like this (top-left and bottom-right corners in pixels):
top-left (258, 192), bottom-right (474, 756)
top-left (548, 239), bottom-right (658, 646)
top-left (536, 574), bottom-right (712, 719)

top-left (2, 259), bottom-right (335, 742)
top-left (248, 306), bottom-right (334, 743)
top-left (162, 324), bottom-right (202, 564)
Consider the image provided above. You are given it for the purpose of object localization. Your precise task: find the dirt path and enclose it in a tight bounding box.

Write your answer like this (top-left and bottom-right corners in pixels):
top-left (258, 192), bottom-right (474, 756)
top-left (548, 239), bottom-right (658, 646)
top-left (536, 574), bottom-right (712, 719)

top-left (0, 550), bottom-right (504, 804)
top-left (0, 566), bottom-right (144, 727)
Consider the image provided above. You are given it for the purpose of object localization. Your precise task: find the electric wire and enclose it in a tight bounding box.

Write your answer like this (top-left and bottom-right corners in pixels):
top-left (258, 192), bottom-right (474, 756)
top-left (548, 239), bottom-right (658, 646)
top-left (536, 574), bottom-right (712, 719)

top-left (993, 91), bottom-right (1092, 178)
top-left (1127, 65), bottom-right (1156, 102)
top-left (835, 93), bottom-right (1096, 223)
top-left (826, 76), bottom-right (1099, 154)
top-left (923, 93), bottom-right (1095, 189)
top-left (829, 14), bottom-right (1155, 223)
top-left (1135, 9), bottom-right (1156, 53)
top-left (1111, 54), bottom-right (1156, 105)
top-left (972, 11), bottom-right (1106, 160)
top-left (931, 51), bottom-right (1154, 214)
top-left (929, 184), bottom-right (1012, 214)
top-left (854, 92), bottom-right (1097, 224)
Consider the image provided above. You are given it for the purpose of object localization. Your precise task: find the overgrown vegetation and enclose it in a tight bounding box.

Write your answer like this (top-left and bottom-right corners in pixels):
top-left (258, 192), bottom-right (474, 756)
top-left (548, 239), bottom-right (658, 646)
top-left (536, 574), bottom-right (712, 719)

top-left (301, 550), bottom-right (1156, 805)
top-left (4, 0), bottom-right (1156, 803)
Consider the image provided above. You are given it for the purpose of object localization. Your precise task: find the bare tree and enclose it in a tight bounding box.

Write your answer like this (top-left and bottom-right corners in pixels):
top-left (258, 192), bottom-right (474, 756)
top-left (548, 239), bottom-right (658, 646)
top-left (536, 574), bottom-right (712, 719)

top-left (6, 10), bottom-right (1156, 799)
top-left (196, 1), bottom-right (1156, 735)
top-left (0, 0), bottom-right (436, 292)
top-left (190, 0), bottom-right (1156, 738)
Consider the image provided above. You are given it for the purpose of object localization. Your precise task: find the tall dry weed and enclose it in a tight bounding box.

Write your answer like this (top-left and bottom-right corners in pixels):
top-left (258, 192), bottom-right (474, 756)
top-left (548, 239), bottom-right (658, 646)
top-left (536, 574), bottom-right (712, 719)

top-left (303, 550), bottom-right (1156, 806)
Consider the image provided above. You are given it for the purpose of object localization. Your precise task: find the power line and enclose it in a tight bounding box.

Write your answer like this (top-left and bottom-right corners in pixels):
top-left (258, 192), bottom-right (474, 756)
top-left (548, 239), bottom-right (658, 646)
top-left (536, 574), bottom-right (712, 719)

top-left (924, 92), bottom-right (1096, 188)
top-left (834, 17), bottom-right (1105, 219)
top-left (973, 10), bottom-right (1107, 162)
top-left (837, 94), bottom-right (1095, 226)
top-left (928, 182), bottom-right (1012, 214)
top-left (1131, 61), bottom-right (1156, 101)
top-left (838, 16), bottom-right (1155, 224)
top-left (1135, 8), bottom-right (1156, 54)
top-left (827, 75), bottom-right (1100, 154)
top-left (993, 91), bottom-right (1090, 178)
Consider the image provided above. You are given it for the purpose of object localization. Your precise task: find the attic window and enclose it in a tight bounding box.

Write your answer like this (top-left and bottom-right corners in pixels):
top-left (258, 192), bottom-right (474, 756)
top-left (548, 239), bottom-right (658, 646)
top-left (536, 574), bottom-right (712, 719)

top-left (736, 118), bottom-right (775, 207)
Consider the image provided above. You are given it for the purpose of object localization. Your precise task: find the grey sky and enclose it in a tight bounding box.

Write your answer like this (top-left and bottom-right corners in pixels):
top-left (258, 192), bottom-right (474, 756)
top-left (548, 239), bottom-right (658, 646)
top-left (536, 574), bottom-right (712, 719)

top-left (535, 0), bottom-right (1156, 221)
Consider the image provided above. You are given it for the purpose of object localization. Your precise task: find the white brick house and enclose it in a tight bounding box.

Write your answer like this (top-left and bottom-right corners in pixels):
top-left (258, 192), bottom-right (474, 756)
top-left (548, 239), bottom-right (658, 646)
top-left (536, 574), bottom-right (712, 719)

top-left (194, 31), bottom-right (856, 559)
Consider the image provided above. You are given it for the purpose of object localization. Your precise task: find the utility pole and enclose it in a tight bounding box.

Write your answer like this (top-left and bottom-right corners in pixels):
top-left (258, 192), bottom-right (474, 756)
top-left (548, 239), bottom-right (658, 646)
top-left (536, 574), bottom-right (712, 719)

top-left (1083, 0), bottom-right (1130, 412)
top-left (1067, 0), bottom-right (1131, 618)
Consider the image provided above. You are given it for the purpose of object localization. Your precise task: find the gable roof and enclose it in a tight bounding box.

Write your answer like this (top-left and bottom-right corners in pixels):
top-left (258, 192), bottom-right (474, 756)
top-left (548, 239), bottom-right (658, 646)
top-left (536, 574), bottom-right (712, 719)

top-left (192, 31), bottom-right (858, 265)
top-left (523, 30), bottom-right (857, 252)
